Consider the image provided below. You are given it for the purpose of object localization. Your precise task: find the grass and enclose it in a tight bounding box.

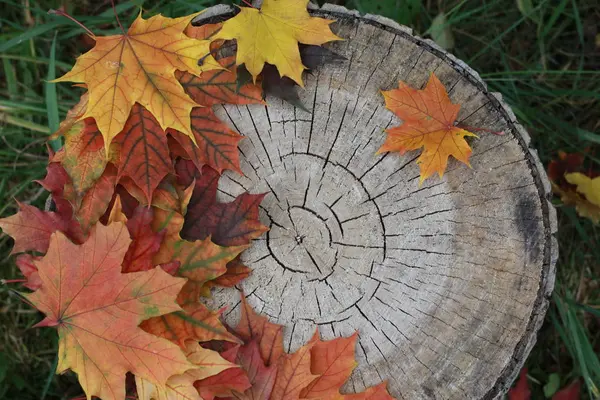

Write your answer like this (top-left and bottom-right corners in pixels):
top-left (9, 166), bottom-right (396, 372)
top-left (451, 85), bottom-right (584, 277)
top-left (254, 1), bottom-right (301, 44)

top-left (0, 0), bottom-right (599, 398)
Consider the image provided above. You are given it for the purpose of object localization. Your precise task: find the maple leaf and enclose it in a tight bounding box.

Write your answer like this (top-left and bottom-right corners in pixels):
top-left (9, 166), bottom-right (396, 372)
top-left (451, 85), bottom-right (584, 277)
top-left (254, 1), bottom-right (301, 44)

top-left (235, 295), bottom-right (284, 367)
top-left (169, 107), bottom-right (244, 174)
top-left (547, 152), bottom-right (600, 224)
top-left (177, 56), bottom-right (263, 107)
top-left (52, 92), bottom-right (89, 139)
top-left (37, 162), bottom-right (75, 218)
top-left (208, 255), bottom-right (252, 288)
top-left (25, 222), bottom-right (193, 400)
top-left (234, 340), bottom-right (279, 400)
top-left (136, 341), bottom-right (236, 400)
top-left (301, 331), bottom-right (358, 398)
top-left (74, 164), bottom-right (118, 233)
top-left (195, 365), bottom-right (252, 400)
top-left (195, 345), bottom-right (252, 400)
top-left (271, 343), bottom-right (317, 400)
top-left (508, 368), bottom-right (531, 400)
top-left (182, 165), bottom-right (268, 246)
top-left (565, 172), bottom-right (600, 209)
top-left (0, 201), bottom-right (83, 255)
top-left (378, 73), bottom-right (477, 183)
top-left (174, 238), bottom-right (247, 303)
top-left (213, 0), bottom-right (341, 86)
top-left (15, 254), bottom-right (42, 290)
top-left (552, 380), bottom-right (581, 400)
top-left (141, 302), bottom-right (240, 347)
top-left (335, 382), bottom-right (395, 400)
top-left (113, 103), bottom-right (173, 203)
top-left (122, 206), bottom-right (165, 273)
top-left (54, 12), bottom-right (220, 150)
top-left (53, 117), bottom-right (108, 195)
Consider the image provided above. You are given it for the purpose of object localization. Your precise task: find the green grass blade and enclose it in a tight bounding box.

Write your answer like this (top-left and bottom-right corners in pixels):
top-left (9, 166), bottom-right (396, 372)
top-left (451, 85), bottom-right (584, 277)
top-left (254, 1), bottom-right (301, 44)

top-left (0, 20), bottom-right (63, 53)
top-left (45, 32), bottom-right (61, 152)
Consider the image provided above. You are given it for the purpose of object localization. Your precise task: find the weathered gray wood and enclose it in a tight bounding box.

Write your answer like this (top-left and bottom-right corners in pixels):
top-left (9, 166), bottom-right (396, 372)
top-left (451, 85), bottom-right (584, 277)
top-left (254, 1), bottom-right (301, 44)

top-left (195, 5), bottom-right (557, 399)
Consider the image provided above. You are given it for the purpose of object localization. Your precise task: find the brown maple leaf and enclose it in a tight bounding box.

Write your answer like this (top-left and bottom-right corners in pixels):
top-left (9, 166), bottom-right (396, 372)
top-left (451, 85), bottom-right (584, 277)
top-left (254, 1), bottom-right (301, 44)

top-left (181, 165), bottom-right (269, 247)
top-left (379, 73), bottom-right (477, 183)
top-left (25, 222), bottom-right (193, 400)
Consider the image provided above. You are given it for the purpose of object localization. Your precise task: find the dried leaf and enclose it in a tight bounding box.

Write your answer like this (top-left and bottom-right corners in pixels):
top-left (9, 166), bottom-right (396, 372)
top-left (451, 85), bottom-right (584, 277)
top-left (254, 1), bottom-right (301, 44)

top-left (335, 382), bottom-right (395, 400)
top-left (122, 206), bottom-right (165, 273)
top-left (0, 202), bottom-right (83, 254)
top-left (75, 164), bottom-right (117, 232)
top-left (141, 302), bottom-right (240, 347)
top-left (508, 368), bottom-right (531, 400)
top-left (113, 104), bottom-right (173, 203)
top-left (552, 380), bottom-right (581, 400)
top-left (54, 13), bottom-right (219, 150)
top-left (15, 254), bottom-right (42, 290)
top-left (136, 341), bottom-right (236, 400)
top-left (174, 238), bottom-right (247, 302)
top-left (208, 255), bottom-right (252, 288)
top-left (234, 340), bottom-right (278, 400)
top-left (53, 117), bottom-right (107, 195)
top-left (301, 331), bottom-right (358, 398)
top-left (26, 223), bottom-right (192, 400)
top-left (169, 107), bottom-right (243, 174)
top-left (235, 295), bottom-right (284, 367)
top-left (379, 73), bottom-right (477, 183)
top-left (177, 56), bottom-right (263, 107)
top-left (182, 166), bottom-right (268, 246)
top-left (214, 0), bottom-right (341, 86)
top-left (271, 343), bottom-right (317, 400)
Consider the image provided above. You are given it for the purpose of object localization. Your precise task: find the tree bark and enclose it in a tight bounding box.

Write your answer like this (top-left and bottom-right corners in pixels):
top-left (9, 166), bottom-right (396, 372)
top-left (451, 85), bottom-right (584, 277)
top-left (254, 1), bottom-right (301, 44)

top-left (195, 4), bottom-right (558, 399)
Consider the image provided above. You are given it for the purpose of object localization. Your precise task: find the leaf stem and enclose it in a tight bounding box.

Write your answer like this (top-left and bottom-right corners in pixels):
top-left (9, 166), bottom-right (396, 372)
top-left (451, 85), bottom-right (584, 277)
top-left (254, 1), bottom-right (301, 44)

top-left (111, 0), bottom-right (126, 34)
top-left (48, 9), bottom-right (95, 38)
top-left (458, 124), bottom-right (505, 136)
top-left (1, 279), bottom-right (27, 284)
top-left (240, 0), bottom-right (256, 8)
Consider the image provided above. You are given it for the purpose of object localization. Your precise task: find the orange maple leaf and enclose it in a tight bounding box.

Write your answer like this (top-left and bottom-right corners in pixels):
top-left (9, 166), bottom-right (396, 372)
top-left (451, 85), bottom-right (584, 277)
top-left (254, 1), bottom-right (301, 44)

top-left (379, 73), bottom-right (477, 183)
top-left (271, 343), bottom-right (318, 400)
top-left (25, 222), bottom-right (193, 400)
top-left (53, 12), bottom-right (220, 152)
top-left (136, 341), bottom-right (237, 400)
top-left (301, 330), bottom-right (358, 398)
top-left (232, 300), bottom-right (397, 400)
top-left (141, 302), bottom-right (240, 347)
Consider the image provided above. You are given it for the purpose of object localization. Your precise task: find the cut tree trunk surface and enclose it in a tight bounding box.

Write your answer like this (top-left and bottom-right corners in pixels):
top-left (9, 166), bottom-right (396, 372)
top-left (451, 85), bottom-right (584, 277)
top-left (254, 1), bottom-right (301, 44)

top-left (195, 4), bottom-right (557, 399)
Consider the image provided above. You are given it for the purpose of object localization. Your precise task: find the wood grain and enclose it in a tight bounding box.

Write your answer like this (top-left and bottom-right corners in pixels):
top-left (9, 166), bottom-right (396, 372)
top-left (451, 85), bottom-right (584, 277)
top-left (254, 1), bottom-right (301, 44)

top-left (194, 5), bottom-right (557, 399)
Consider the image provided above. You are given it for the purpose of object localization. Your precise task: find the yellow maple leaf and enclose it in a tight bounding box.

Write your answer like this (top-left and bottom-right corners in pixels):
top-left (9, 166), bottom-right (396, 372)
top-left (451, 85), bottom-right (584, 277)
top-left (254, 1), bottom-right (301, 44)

top-left (565, 172), bottom-right (600, 206)
top-left (378, 73), bottom-right (477, 183)
top-left (54, 12), bottom-right (220, 153)
top-left (214, 0), bottom-right (341, 86)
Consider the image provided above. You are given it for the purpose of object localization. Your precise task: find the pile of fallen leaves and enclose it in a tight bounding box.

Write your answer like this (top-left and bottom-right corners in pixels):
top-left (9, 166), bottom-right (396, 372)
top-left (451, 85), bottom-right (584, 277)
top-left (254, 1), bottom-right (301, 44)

top-left (0, 1), bottom-right (507, 399)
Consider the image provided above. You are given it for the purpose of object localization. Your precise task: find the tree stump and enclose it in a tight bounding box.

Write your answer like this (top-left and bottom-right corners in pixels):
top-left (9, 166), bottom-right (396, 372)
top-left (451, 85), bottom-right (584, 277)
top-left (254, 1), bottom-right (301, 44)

top-left (196, 4), bottom-right (558, 399)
